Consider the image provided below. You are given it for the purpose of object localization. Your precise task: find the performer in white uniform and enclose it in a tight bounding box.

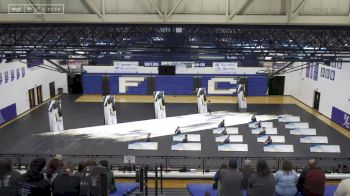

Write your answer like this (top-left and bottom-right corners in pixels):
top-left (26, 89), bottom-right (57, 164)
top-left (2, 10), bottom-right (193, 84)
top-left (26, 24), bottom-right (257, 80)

top-left (196, 88), bottom-right (208, 114)
top-left (237, 83), bottom-right (247, 109)
top-left (103, 95), bottom-right (117, 125)
top-left (154, 91), bottom-right (166, 119)
top-left (48, 99), bottom-right (64, 132)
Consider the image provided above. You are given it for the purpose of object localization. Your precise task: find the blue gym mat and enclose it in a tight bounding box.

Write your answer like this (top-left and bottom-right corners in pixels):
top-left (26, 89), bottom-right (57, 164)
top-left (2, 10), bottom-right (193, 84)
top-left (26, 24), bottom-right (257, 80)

top-left (110, 182), bottom-right (139, 196)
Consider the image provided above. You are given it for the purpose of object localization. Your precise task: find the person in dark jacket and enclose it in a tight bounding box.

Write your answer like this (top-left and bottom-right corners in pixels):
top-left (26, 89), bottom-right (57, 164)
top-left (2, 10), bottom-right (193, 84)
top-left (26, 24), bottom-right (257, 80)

top-left (0, 159), bottom-right (21, 196)
top-left (297, 159), bottom-right (326, 196)
top-left (251, 114), bottom-right (257, 122)
top-left (247, 159), bottom-right (275, 196)
top-left (240, 159), bottom-right (255, 190)
top-left (73, 161), bottom-right (86, 179)
top-left (80, 159), bottom-right (108, 196)
top-left (17, 157), bottom-right (51, 196)
top-left (99, 160), bottom-right (116, 194)
top-left (218, 159), bottom-right (243, 196)
top-left (213, 163), bottom-right (228, 190)
top-left (52, 161), bottom-right (80, 196)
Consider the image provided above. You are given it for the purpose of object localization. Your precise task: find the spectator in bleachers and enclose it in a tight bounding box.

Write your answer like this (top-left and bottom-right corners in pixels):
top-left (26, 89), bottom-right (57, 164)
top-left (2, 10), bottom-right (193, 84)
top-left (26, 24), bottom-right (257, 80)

top-left (80, 159), bottom-right (108, 196)
top-left (73, 161), bottom-right (86, 179)
top-left (218, 158), bottom-right (243, 196)
top-left (45, 158), bottom-right (62, 184)
top-left (52, 161), bottom-right (80, 196)
top-left (213, 163), bottom-right (228, 190)
top-left (0, 159), bottom-right (21, 196)
top-left (17, 157), bottom-right (51, 196)
top-left (275, 160), bottom-right (298, 196)
top-left (297, 159), bottom-right (326, 196)
top-left (99, 160), bottom-right (117, 194)
top-left (247, 159), bottom-right (275, 196)
top-left (334, 178), bottom-right (350, 196)
top-left (240, 159), bottom-right (255, 190)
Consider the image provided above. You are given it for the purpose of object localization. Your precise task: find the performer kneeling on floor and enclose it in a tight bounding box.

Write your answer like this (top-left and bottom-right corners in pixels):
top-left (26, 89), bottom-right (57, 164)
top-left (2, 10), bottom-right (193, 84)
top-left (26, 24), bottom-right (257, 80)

top-left (264, 136), bottom-right (272, 146)
top-left (175, 126), bottom-right (181, 135)
top-left (218, 119), bottom-right (225, 128)
top-left (182, 134), bottom-right (188, 143)
top-left (221, 127), bottom-right (227, 135)
top-left (251, 114), bottom-right (257, 122)
top-left (145, 133), bottom-right (151, 142)
top-left (258, 127), bottom-right (267, 135)
top-left (223, 135), bottom-right (230, 144)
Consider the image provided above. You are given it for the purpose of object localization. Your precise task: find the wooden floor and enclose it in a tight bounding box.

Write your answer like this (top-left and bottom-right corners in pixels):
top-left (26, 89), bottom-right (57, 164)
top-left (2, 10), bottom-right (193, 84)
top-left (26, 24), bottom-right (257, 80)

top-left (76, 94), bottom-right (350, 139)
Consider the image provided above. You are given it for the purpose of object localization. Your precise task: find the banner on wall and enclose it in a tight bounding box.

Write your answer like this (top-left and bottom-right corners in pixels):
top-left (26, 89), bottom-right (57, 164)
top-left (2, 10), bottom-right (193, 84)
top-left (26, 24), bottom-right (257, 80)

top-left (0, 104), bottom-right (17, 126)
top-left (212, 62), bottom-right (238, 74)
top-left (16, 68), bottom-right (20, 79)
top-left (4, 71), bottom-right (8, 83)
top-left (114, 61), bottom-right (139, 73)
top-left (21, 67), bottom-right (25, 78)
top-left (0, 72), bottom-right (2, 85)
top-left (10, 70), bottom-right (15, 81)
top-left (331, 107), bottom-right (350, 131)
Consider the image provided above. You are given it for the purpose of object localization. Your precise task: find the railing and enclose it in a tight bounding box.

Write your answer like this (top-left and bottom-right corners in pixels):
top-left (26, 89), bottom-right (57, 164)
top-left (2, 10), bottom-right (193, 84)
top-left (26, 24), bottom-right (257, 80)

top-left (1, 154), bottom-right (349, 174)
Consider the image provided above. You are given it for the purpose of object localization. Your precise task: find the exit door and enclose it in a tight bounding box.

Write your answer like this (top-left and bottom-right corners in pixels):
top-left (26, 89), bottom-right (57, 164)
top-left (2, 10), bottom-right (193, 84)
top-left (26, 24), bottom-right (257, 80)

top-left (36, 85), bottom-right (43, 104)
top-left (49, 82), bottom-right (55, 98)
top-left (28, 88), bottom-right (36, 109)
top-left (313, 91), bottom-right (320, 111)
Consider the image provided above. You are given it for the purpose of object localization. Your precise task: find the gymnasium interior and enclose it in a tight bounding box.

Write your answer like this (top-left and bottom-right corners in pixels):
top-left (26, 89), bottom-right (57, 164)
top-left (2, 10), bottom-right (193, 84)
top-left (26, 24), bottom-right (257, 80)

top-left (1, 0), bottom-right (350, 195)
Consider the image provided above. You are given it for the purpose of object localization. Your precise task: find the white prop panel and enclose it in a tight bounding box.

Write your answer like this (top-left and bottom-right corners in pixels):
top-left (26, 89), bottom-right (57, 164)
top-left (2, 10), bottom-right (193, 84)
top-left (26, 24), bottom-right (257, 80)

top-left (215, 135), bottom-right (243, 143)
top-left (285, 123), bottom-right (309, 129)
top-left (171, 143), bottom-right (201, 151)
top-left (310, 145), bottom-right (341, 153)
top-left (300, 136), bottom-right (328, 144)
top-left (251, 128), bottom-right (277, 135)
top-left (128, 142), bottom-right (158, 150)
top-left (213, 127), bottom-right (238, 134)
top-left (249, 122), bottom-right (273, 128)
top-left (290, 128), bottom-right (316, 135)
top-left (173, 134), bottom-right (200, 142)
top-left (257, 135), bottom-right (285, 143)
top-left (218, 144), bottom-right (248, 152)
top-left (264, 144), bottom-right (294, 152)
top-left (278, 116), bottom-right (300, 122)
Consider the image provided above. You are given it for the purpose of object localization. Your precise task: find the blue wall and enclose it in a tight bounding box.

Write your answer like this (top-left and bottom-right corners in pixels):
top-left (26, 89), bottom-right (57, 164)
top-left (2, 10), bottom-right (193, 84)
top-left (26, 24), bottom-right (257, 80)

top-left (82, 73), bottom-right (268, 96)
top-left (0, 104), bottom-right (17, 126)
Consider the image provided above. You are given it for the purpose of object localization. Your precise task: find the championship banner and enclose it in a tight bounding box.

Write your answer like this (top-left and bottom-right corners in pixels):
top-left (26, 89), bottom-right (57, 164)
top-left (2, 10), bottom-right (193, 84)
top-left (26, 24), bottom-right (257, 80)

top-left (114, 61), bottom-right (139, 73)
top-left (213, 62), bottom-right (238, 74)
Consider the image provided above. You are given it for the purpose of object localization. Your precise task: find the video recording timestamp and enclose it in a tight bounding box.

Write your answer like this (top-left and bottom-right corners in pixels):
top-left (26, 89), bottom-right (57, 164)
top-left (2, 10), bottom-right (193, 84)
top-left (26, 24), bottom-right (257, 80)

top-left (8, 4), bottom-right (64, 14)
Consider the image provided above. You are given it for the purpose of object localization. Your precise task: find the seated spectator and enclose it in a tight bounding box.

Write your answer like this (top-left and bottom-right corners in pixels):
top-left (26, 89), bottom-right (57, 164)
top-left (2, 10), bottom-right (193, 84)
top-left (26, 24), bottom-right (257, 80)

top-left (218, 119), bottom-right (225, 128)
top-left (0, 159), bottom-right (21, 196)
top-left (264, 136), bottom-right (272, 146)
top-left (213, 163), bottom-right (228, 190)
top-left (297, 159), bottom-right (326, 196)
top-left (247, 159), bottom-right (275, 196)
top-left (52, 161), bottom-right (80, 196)
top-left (218, 159), bottom-right (243, 196)
top-left (335, 178), bottom-right (350, 196)
top-left (275, 160), bottom-right (298, 196)
top-left (73, 161), bottom-right (86, 178)
top-left (17, 157), bottom-right (51, 196)
top-left (240, 159), bottom-right (255, 190)
top-left (45, 158), bottom-right (62, 184)
top-left (80, 159), bottom-right (108, 196)
top-left (99, 160), bottom-right (117, 194)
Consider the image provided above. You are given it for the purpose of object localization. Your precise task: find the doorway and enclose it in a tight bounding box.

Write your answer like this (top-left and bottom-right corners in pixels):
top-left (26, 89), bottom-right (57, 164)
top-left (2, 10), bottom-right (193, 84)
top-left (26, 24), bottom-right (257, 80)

top-left (36, 85), bottom-right (43, 104)
top-left (313, 91), bottom-right (321, 111)
top-left (268, 76), bottom-right (285, 95)
top-left (28, 88), bottom-right (36, 109)
top-left (49, 82), bottom-right (55, 98)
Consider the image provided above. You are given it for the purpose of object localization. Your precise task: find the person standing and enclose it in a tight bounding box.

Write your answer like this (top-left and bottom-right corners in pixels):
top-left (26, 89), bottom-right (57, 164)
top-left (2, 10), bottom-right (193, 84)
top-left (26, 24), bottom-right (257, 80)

top-left (0, 159), bottom-right (21, 196)
top-left (275, 160), bottom-right (298, 196)
top-left (218, 159), bottom-right (243, 196)
top-left (247, 159), bottom-right (275, 196)
top-left (99, 160), bottom-right (116, 194)
top-left (297, 159), bottom-right (326, 196)
top-left (52, 161), bottom-right (80, 196)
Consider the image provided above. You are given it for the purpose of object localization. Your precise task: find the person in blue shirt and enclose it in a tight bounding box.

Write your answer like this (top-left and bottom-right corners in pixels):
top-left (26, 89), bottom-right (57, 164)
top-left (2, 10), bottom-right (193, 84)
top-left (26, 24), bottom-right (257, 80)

top-left (275, 160), bottom-right (298, 196)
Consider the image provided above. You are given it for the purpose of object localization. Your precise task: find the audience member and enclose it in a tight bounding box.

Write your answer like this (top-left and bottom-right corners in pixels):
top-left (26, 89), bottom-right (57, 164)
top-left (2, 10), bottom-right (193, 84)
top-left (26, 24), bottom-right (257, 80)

top-left (275, 160), bottom-right (298, 196)
top-left (240, 159), bottom-right (255, 190)
top-left (73, 161), bottom-right (86, 178)
top-left (80, 159), bottom-right (108, 196)
top-left (213, 163), bottom-right (228, 190)
top-left (297, 159), bottom-right (326, 196)
top-left (0, 159), bottom-right (21, 196)
top-left (17, 157), bottom-right (51, 196)
top-left (45, 158), bottom-right (62, 184)
top-left (334, 178), bottom-right (350, 196)
top-left (247, 159), bottom-right (275, 196)
top-left (99, 160), bottom-right (117, 194)
top-left (52, 161), bottom-right (80, 196)
top-left (218, 159), bottom-right (243, 196)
